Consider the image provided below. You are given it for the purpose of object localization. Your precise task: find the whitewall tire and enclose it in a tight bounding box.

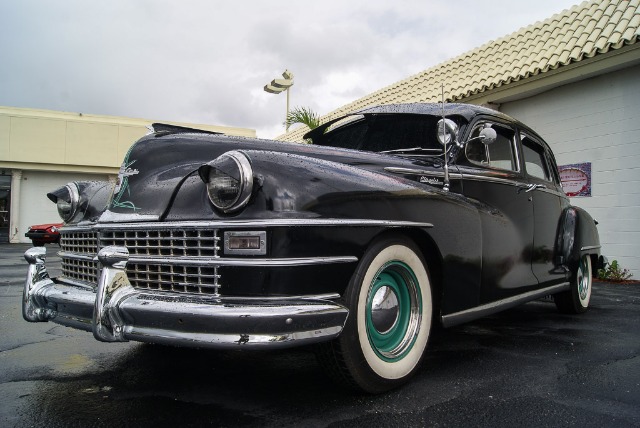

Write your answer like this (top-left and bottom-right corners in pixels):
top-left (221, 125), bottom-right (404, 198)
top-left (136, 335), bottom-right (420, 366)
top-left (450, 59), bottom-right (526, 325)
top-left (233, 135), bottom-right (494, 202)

top-left (317, 235), bottom-right (433, 393)
top-left (555, 254), bottom-right (592, 314)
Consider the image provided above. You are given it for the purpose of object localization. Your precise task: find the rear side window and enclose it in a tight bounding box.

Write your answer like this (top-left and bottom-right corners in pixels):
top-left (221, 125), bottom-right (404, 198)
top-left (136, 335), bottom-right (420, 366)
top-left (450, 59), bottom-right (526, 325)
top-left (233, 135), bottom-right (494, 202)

top-left (521, 134), bottom-right (553, 182)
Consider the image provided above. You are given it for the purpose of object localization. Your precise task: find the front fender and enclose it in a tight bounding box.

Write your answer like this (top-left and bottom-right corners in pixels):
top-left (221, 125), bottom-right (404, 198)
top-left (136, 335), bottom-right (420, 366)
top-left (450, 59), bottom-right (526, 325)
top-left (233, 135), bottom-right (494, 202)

top-left (246, 150), bottom-right (441, 220)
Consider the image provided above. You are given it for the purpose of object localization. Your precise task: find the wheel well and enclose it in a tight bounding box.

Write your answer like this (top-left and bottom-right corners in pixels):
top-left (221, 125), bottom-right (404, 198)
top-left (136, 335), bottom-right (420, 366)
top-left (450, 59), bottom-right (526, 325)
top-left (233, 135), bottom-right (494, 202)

top-left (371, 228), bottom-right (444, 326)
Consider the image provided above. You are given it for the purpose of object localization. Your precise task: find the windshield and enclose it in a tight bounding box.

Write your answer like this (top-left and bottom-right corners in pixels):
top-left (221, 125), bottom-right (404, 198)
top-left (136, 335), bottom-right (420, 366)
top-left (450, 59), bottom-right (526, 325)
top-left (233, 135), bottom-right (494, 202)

top-left (315, 114), bottom-right (453, 155)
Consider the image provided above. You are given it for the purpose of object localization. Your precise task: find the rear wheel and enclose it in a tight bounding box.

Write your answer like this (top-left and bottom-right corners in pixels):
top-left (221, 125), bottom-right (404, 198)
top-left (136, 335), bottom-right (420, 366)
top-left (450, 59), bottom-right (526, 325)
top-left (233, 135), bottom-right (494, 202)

top-left (555, 254), bottom-right (592, 314)
top-left (317, 236), bottom-right (432, 393)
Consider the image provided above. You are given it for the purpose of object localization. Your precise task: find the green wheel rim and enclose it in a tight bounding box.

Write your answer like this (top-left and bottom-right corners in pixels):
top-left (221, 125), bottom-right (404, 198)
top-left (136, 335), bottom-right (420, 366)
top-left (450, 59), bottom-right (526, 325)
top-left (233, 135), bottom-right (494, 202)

top-left (365, 261), bottom-right (422, 362)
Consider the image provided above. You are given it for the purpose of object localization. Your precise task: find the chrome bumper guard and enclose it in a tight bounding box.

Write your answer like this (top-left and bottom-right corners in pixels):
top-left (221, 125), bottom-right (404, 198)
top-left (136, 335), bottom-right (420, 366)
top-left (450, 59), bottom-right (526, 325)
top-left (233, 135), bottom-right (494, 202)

top-left (23, 246), bottom-right (349, 349)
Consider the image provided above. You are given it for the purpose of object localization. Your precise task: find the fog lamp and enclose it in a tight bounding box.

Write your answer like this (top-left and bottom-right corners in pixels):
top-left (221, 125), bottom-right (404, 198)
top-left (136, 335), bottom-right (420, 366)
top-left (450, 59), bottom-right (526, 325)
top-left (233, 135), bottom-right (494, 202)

top-left (224, 231), bottom-right (266, 255)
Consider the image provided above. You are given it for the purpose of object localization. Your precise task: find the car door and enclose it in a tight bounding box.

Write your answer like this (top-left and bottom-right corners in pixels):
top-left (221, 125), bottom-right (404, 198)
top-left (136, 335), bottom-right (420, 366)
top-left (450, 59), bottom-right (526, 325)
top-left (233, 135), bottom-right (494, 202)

top-left (459, 119), bottom-right (539, 303)
top-left (519, 132), bottom-right (569, 287)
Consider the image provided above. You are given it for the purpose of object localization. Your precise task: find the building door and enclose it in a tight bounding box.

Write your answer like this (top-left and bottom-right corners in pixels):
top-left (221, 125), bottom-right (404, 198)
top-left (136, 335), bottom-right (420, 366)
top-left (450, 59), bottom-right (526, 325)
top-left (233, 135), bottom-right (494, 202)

top-left (0, 174), bottom-right (10, 243)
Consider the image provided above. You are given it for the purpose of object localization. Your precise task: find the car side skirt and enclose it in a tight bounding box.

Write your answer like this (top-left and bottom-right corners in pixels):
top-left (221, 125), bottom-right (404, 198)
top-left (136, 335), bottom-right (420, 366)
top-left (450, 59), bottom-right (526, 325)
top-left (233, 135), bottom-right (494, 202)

top-left (441, 282), bottom-right (569, 328)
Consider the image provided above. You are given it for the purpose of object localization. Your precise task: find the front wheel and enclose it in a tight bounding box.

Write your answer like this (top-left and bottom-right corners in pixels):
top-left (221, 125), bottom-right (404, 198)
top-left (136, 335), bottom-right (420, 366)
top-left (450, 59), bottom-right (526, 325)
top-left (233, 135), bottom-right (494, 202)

top-left (317, 236), bottom-right (432, 393)
top-left (555, 254), bottom-right (592, 314)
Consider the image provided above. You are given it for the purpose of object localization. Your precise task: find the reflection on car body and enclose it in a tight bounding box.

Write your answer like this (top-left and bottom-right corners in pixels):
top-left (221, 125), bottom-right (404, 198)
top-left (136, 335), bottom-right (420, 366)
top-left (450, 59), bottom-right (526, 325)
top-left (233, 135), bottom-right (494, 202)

top-left (22, 103), bottom-right (602, 393)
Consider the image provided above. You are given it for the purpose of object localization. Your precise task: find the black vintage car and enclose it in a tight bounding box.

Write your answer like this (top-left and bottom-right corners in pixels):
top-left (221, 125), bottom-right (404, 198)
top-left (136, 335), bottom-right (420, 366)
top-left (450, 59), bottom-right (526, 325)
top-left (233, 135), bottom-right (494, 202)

top-left (23, 103), bottom-right (602, 393)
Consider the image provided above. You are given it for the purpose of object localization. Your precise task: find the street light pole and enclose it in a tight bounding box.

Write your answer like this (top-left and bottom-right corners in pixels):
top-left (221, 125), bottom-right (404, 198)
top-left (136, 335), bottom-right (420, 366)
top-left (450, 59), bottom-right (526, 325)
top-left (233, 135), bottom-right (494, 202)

top-left (264, 69), bottom-right (294, 131)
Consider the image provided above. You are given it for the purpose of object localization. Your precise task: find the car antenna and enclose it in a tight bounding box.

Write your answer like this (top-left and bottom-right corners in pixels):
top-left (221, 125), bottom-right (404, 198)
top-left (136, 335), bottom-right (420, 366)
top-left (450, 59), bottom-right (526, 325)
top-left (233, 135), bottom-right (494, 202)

top-left (441, 83), bottom-right (450, 192)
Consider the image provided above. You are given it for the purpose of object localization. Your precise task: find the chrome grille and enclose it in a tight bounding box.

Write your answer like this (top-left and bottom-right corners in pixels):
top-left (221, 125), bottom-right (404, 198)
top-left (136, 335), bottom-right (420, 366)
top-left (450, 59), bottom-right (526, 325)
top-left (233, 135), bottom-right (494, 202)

top-left (61, 230), bottom-right (99, 255)
top-left (59, 228), bottom-right (223, 295)
top-left (62, 257), bottom-right (99, 284)
top-left (100, 229), bottom-right (221, 257)
top-left (128, 263), bottom-right (221, 294)
top-left (60, 231), bottom-right (100, 285)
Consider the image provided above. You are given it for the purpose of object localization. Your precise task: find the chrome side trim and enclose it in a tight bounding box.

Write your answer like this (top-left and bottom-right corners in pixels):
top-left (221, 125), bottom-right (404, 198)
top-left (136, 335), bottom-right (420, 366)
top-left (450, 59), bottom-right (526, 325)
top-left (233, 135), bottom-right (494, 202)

top-left (127, 255), bottom-right (358, 267)
top-left (60, 251), bottom-right (358, 267)
top-left (139, 292), bottom-right (343, 302)
top-left (441, 282), bottom-right (570, 328)
top-left (62, 218), bottom-right (434, 232)
top-left (386, 167), bottom-right (524, 188)
top-left (385, 167), bottom-right (462, 180)
top-left (387, 166), bottom-right (568, 198)
top-left (580, 245), bottom-right (601, 251)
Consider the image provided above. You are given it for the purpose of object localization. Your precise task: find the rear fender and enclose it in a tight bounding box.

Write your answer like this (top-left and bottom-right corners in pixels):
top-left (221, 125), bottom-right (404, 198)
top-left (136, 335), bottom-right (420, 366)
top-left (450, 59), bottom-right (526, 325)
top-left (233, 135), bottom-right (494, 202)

top-left (556, 206), bottom-right (603, 272)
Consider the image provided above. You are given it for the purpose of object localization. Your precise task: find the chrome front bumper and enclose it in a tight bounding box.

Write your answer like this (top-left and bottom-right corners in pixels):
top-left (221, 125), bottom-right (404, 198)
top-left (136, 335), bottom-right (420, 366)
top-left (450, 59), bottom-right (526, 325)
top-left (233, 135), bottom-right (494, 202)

top-left (22, 246), bottom-right (349, 349)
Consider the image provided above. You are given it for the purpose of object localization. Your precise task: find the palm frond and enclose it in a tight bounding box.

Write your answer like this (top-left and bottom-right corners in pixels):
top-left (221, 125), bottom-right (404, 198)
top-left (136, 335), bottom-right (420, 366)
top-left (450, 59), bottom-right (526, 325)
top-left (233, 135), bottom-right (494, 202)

top-left (285, 106), bottom-right (321, 130)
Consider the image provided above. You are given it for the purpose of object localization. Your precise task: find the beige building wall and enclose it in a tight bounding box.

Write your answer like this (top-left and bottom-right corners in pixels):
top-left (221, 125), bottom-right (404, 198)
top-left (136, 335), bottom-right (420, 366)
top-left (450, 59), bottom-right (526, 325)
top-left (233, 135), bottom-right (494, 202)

top-left (0, 106), bottom-right (256, 174)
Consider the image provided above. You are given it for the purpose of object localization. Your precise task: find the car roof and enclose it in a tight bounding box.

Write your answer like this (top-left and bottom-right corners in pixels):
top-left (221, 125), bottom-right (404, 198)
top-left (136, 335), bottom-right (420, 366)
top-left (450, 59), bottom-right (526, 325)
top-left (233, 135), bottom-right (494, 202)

top-left (354, 103), bottom-right (513, 122)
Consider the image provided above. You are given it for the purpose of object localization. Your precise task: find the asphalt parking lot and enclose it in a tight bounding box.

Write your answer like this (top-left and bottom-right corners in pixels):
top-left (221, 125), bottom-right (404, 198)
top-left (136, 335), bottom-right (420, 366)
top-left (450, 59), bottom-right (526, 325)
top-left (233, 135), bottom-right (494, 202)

top-left (1, 243), bottom-right (639, 427)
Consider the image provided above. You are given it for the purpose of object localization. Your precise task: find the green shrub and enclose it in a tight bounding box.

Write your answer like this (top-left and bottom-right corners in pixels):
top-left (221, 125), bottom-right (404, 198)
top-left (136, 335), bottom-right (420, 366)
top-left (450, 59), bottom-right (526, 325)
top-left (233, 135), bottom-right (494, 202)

top-left (597, 260), bottom-right (633, 282)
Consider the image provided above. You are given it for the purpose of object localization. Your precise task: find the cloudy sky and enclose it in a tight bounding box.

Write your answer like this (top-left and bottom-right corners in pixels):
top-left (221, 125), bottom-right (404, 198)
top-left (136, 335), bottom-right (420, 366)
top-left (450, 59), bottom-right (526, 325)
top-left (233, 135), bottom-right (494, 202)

top-left (1, 0), bottom-right (580, 139)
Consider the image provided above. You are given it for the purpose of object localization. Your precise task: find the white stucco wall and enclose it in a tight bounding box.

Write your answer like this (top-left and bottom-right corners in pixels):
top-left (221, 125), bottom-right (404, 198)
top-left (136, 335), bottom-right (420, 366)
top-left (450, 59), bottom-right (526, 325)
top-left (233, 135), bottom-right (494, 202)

top-left (501, 64), bottom-right (640, 278)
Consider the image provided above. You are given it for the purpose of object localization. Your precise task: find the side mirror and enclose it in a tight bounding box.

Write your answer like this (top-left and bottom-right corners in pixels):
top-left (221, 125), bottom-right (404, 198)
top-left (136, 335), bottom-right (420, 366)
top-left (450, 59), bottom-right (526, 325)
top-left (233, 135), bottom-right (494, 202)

top-left (479, 128), bottom-right (497, 145)
top-left (437, 119), bottom-right (459, 146)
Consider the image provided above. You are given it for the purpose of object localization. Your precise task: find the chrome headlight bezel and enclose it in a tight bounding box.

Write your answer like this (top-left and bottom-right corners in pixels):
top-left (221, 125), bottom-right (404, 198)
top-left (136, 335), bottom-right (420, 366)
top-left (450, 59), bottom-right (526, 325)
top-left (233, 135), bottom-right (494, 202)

top-left (198, 150), bottom-right (254, 214)
top-left (47, 183), bottom-right (80, 223)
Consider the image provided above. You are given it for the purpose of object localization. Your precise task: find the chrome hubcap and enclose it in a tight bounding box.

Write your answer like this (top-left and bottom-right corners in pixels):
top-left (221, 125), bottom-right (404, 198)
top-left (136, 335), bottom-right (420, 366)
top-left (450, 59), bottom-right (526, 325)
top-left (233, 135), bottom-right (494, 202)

top-left (365, 261), bottom-right (422, 362)
top-left (578, 256), bottom-right (590, 302)
top-left (370, 286), bottom-right (400, 334)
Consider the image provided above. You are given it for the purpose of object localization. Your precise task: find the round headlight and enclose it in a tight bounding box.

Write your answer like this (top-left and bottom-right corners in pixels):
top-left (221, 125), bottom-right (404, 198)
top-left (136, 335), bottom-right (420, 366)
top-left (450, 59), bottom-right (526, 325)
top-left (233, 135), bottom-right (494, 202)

top-left (47, 184), bottom-right (80, 222)
top-left (199, 151), bottom-right (254, 213)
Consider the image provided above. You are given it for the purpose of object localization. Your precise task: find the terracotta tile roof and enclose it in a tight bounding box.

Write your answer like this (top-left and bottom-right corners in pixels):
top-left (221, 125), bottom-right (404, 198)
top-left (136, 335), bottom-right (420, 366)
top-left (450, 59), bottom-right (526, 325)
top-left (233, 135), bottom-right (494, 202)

top-left (280, 0), bottom-right (640, 142)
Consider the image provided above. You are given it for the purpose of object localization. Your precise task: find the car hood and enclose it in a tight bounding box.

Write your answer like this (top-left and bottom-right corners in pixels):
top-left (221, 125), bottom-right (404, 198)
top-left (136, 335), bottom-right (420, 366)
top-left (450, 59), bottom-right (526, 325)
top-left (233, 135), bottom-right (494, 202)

top-left (101, 133), bottom-right (444, 222)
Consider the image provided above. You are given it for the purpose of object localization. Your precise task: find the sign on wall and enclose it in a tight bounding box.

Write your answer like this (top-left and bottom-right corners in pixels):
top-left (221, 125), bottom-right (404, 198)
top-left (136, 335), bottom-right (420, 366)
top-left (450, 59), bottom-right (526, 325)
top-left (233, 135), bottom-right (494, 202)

top-left (558, 162), bottom-right (592, 197)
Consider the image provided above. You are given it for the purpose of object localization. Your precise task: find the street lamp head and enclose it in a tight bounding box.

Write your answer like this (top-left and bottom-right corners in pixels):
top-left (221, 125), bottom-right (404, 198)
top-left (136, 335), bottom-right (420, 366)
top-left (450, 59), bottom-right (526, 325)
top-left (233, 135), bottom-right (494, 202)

top-left (264, 84), bottom-right (286, 94)
top-left (271, 78), bottom-right (293, 89)
top-left (264, 69), bottom-right (294, 131)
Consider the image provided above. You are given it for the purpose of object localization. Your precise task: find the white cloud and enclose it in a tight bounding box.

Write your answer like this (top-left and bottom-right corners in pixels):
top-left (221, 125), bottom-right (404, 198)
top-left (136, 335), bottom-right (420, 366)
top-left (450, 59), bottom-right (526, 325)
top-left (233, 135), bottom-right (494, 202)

top-left (0, 0), bottom-right (580, 139)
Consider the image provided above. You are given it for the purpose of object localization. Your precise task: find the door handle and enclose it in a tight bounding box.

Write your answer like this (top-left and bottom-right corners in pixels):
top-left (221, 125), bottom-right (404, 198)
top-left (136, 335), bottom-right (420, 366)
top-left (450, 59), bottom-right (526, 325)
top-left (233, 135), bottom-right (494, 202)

top-left (518, 183), bottom-right (547, 193)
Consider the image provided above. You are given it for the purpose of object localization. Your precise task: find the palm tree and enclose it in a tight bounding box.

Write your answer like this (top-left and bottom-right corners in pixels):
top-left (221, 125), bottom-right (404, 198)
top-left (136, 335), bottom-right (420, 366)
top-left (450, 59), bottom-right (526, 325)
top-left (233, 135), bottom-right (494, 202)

top-left (285, 106), bottom-right (321, 131)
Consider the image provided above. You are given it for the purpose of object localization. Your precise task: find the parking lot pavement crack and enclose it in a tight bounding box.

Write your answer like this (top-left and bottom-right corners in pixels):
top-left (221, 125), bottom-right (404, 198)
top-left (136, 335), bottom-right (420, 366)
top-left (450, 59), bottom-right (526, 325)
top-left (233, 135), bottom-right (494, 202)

top-left (0, 336), bottom-right (57, 353)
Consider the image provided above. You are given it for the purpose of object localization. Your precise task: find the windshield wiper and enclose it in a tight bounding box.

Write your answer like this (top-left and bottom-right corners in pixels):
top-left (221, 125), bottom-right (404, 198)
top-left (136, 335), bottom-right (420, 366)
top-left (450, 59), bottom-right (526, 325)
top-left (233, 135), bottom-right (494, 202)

top-left (379, 147), bottom-right (443, 156)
